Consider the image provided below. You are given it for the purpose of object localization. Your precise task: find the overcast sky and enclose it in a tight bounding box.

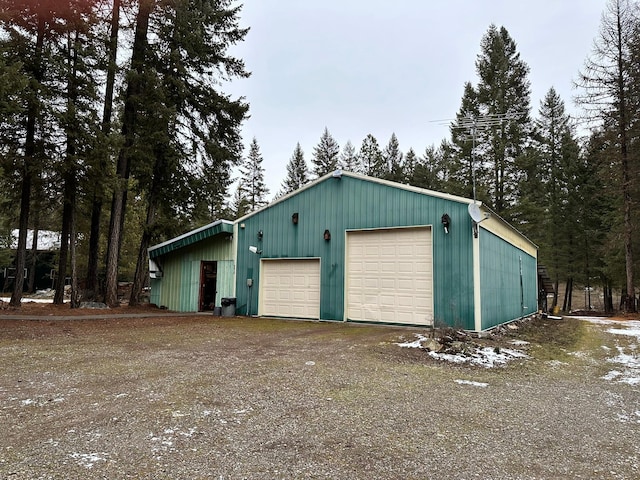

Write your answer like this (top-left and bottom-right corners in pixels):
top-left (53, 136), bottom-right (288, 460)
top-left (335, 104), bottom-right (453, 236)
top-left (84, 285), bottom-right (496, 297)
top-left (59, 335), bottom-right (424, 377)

top-left (226, 1), bottom-right (606, 197)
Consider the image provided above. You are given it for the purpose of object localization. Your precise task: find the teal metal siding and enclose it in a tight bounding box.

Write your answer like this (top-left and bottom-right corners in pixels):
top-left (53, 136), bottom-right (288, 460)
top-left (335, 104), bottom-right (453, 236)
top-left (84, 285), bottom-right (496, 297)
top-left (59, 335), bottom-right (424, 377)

top-left (479, 229), bottom-right (537, 330)
top-left (236, 175), bottom-right (475, 329)
top-left (152, 235), bottom-right (234, 312)
top-left (150, 277), bottom-right (161, 306)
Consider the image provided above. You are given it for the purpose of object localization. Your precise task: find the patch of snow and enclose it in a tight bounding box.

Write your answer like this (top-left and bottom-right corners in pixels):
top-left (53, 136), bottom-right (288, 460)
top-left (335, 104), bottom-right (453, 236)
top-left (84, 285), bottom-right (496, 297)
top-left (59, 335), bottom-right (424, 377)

top-left (397, 334), bottom-right (527, 367)
top-left (21, 399), bottom-right (36, 406)
top-left (568, 351), bottom-right (589, 358)
top-left (428, 346), bottom-right (527, 368)
top-left (546, 360), bottom-right (567, 367)
top-left (510, 340), bottom-right (530, 346)
top-left (603, 370), bottom-right (622, 381)
top-left (455, 379), bottom-right (488, 387)
top-left (607, 327), bottom-right (640, 338)
top-left (0, 297), bottom-right (60, 304)
top-left (604, 347), bottom-right (640, 385)
top-left (305, 361), bottom-right (315, 366)
top-left (69, 452), bottom-right (108, 469)
top-left (396, 334), bottom-right (429, 349)
top-left (575, 317), bottom-right (622, 326)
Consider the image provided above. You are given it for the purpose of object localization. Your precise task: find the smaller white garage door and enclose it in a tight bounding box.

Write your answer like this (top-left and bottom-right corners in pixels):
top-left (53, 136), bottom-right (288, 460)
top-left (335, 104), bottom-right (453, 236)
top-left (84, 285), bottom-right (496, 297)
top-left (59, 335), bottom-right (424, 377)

top-left (259, 259), bottom-right (321, 319)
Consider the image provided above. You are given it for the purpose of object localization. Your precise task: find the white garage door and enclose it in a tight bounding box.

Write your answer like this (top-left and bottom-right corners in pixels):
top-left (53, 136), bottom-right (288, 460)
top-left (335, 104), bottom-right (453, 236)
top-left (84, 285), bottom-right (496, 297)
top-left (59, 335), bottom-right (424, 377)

top-left (346, 227), bottom-right (433, 325)
top-left (259, 259), bottom-right (321, 319)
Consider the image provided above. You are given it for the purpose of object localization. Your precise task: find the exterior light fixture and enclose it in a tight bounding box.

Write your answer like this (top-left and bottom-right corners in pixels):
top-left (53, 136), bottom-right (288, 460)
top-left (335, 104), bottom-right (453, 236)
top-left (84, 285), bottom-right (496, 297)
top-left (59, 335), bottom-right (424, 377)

top-left (441, 214), bottom-right (451, 234)
top-left (292, 212), bottom-right (299, 224)
top-left (324, 229), bottom-right (331, 241)
top-left (248, 245), bottom-right (262, 254)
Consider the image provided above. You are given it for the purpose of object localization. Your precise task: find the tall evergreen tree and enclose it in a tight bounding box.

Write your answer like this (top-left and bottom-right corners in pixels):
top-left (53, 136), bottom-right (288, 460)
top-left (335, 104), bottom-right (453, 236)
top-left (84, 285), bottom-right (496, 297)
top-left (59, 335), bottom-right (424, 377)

top-left (450, 82), bottom-right (483, 201)
top-left (381, 133), bottom-right (404, 183)
top-left (85, 0), bottom-right (121, 300)
top-left (128, 0), bottom-right (250, 304)
top-left (340, 140), bottom-right (360, 173)
top-left (452, 25), bottom-right (532, 216)
top-left (311, 127), bottom-right (339, 177)
top-left (232, 182), bottom-right (249, 219)
top-left (104, 0), bottom-right (154, 307)
top-left (240, 138), bottom-right (269, 211)
top-left (359, 134), bottom-right (383, 177)
top-left (403, 148), bottom-right (418, 184)
top-left (412, 143), bottom-right (450, 192)
top-left (576, 0), bottom-right (640, 311)
top-left (1, 0), bottom-right (70, 306)
top-left (280, 143), bottom-right (308, 195)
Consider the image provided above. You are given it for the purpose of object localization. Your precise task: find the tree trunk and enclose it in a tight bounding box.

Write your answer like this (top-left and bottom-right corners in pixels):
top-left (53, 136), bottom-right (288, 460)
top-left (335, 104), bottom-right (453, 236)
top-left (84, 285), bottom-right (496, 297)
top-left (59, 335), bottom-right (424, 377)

top-left (562, 277), bottom-right (573, 312)
top-left (604, 281), bottom-right (614, 314)
top-left (27, 218), bottom-right (39, 294)
top-left (129, 200), bottom-right (157, 306)
top-left (54, 174), bottom-right (73, 305)
top-left (70, 188), bottom-right (79, 309)
top-left (614, 5), bottom-right (636, 313)
top-left (85, 0), bottom-right (121, 300)
top-left (9, 17), bottom-right (45, 308)
top-left (104, 0), bottom-right (153, 307)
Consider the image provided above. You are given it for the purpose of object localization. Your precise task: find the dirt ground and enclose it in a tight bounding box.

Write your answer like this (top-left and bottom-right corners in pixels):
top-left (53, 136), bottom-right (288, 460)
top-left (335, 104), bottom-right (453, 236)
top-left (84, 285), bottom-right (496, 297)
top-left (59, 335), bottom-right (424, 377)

top-left (1, 305), bottom-right (639, 479)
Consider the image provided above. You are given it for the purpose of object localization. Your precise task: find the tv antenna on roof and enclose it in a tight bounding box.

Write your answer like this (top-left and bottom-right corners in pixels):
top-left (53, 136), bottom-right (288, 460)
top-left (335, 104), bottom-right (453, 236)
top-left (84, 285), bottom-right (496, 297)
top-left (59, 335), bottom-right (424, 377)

top-left (431, 112), bottom-right (520, 203)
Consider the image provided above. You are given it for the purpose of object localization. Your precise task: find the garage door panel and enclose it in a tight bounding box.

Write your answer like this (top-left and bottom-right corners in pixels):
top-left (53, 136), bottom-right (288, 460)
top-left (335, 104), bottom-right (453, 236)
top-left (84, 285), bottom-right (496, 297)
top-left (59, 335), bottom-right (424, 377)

top-left (260, 259), bottom-right (320, 319)
top-left (347, 228), bottom-right (433, 326)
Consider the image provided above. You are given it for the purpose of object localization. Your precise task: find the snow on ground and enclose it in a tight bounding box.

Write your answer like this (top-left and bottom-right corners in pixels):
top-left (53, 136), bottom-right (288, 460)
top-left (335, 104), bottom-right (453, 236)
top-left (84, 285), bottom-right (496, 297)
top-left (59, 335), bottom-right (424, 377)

top-left (455, 379), bottom-right (488, 387)
top-left (69, 452), bottom-right (108, 469)
top-left (0, 296), bottom-right (59, 304)
top-left (575, 317), bottom-right (640, 386)
top-left (397, 334), bottom-right (528, 368)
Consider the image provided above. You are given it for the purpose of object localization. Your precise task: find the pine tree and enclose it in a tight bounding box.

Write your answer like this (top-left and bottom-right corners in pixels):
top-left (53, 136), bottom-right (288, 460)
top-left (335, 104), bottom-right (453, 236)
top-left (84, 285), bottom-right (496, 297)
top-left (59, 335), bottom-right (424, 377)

top-left (403, 148), bottom-right (418, 184)
top-left (240, 138), bottom-right (269, 211)
top-left (340, 140), bottom-right (360, 173)
top-left (455, 25), bottom-right (533, 216)
top-left (85, 0), bottom-right (121, 300)
top-left (412, 144), bottom-right (450, 192)
top-left (359, 134), bottom-right (383, 177)
top-left (450, 82), bottom-right (482, 200)
top-left (232, 183), bottom-right (250, 219)
top-left (280, 143), bottom-right (308, 195)
top-left (1, 0), bottom-right (70, 306)
top-left (576, 0), bottom-right (640, 311)
top-left (312, 127), bottom-right (340, 177)
top-left (381, 133), bottom-right (404, 183)
top-left (124, 0), bottom-right (250, 305)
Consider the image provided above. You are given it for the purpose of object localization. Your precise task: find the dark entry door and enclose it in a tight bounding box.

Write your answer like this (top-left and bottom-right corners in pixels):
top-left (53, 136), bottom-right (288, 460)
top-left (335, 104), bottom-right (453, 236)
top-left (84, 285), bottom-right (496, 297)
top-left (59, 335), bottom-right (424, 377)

top-left (199, 261), bottom-right (217, 311)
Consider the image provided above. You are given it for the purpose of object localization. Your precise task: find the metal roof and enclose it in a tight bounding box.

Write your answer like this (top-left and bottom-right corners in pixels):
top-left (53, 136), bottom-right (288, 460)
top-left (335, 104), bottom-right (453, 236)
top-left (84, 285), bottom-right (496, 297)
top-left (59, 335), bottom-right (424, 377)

top-left (148, 220), bottom-right (233, 258)
top-left (235, 170), bottom-right (476, 224)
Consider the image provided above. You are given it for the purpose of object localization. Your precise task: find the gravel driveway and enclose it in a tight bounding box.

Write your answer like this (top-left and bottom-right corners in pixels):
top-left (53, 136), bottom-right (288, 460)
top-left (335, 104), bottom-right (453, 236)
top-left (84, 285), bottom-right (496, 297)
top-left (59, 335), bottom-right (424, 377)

top-left (1, 314), bottom-right (639, 479)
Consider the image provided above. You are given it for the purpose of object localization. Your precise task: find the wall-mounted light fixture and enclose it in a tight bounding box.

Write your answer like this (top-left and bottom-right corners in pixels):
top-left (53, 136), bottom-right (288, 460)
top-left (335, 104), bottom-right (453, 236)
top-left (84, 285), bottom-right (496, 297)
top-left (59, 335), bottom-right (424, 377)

top-left (441, 213), bottom-right (451, 234)
top-left (248, 245), bottom-right (262, 254)
top-left (324, 229), bottom-right (331, 241)
top-left (332, 169), bottom-right (342, 179)
top-left (257, 230), bottom-right (263, 240)
top-left (292, 212), bottom-right (299, 224)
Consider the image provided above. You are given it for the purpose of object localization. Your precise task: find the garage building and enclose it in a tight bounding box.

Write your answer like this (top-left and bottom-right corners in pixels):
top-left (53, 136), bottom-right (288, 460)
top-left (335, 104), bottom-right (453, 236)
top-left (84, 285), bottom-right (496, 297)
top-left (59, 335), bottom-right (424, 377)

top-left (234, 172), bottom-right (537, 331)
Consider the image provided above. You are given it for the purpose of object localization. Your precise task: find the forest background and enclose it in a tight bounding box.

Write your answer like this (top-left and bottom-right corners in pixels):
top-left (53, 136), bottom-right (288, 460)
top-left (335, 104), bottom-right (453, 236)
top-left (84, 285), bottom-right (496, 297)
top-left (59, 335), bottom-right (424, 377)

top-left (0, 0), bottom-right (639, 313)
